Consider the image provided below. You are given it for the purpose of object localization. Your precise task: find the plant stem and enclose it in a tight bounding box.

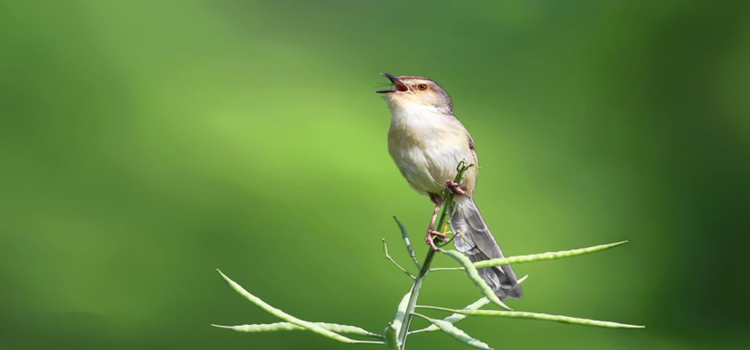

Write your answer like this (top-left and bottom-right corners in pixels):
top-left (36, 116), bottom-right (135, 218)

top-left (397, 162), bottom-right (472, 349)
top-left (397, 245), bottom-right (436, 349)
top-left (382, 238), bottom-right (416, 279)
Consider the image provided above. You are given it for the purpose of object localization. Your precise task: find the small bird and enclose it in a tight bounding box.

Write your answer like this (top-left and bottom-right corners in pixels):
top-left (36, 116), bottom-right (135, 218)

top-left (376, 73), bottom-right (522, 300)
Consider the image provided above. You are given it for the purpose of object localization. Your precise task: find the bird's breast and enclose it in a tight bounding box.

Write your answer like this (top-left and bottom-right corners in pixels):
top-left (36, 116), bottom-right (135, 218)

top-left (387, 106), bottom-right (476, 196)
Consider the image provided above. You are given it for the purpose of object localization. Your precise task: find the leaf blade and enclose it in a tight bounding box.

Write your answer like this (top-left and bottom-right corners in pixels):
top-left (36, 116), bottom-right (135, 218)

top-left (409, 275), bottom-right (529, 335)
top-left (420, 306), bottom-right (644, 329)
top-left (386, 287), bottom-right (413, 349)
top-left (409, 297), bottom-right (490, 334)
top-left (474, 241), bottom-right (628, 268)
top-left (212, 322), bottom-right (302, 333)
top-left (384, 323), bottom-right (399, 350)
top-left (394, 216), bottom-right (421, 270)
top-left (216, 269), bottom-right (356, 343)
top-left (411, 313), bottom-right (492, 350)
top-left (441, 250), bottom-right (512, 311)
top-left (212, 322), bottom-right (382, 339)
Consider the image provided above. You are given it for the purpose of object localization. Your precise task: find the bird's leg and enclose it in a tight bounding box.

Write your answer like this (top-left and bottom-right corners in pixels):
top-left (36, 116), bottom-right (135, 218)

top-left (446, 180), bottom-right (466, 195)
top-left (426, 194), bottom-right (448, 250)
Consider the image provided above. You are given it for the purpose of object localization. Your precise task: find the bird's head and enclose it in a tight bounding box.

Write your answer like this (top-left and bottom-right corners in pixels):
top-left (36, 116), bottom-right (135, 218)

top-left (376, 73), bottom-right (453, 114)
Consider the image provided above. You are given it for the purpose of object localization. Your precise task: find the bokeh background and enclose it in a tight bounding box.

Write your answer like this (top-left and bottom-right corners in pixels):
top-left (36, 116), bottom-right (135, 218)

top-left (1, 0), bottom-right (749, 349)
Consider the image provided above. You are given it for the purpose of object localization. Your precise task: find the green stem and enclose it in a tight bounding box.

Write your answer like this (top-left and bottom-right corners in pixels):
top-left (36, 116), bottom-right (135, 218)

top-left (397, 162), bottom-right (472, 349)
top-left (397, 244), bottom-right (436, 349)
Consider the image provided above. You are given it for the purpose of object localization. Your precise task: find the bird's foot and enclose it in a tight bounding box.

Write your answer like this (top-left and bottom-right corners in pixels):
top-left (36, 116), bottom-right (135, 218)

top-left (426, 230), bottom-right (449, 250)
top-left (446, 180), bottom-right (466, 195)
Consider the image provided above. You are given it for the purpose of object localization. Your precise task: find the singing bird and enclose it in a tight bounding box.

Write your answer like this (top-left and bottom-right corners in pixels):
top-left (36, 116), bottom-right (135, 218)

top-left (376, 73), bottom-right (522, 300)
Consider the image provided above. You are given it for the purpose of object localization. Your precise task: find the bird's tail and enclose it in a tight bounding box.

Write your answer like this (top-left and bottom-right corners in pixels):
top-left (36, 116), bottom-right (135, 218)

top-left (450, 196), bottom-right (523, 300)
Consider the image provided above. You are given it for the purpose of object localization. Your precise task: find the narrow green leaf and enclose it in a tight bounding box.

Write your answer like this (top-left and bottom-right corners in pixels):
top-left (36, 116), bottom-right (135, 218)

top-left (411, 313), bottom-right (492, 350)
top-left (392, 288), bottom-right (412, 332)
top-left (419, 306), bottom-right (645, 329)
top-left (216, 269), bottom-right (356, 343)
top-left (213, 322), bottom-right (302, 332)
top-left (386, 287), bottom-right (412, 349)
top-left (440, 297), bottom-right (491, 325)
top-left (212, 322), bottom-right (382, 338)
top-left (441, 250), bottom-right (512, 311)
top-left (394, 216), bottom-right (421, 270)
top-left (473, 241), bottom-right (628, 268)
top-left (384, 323), bottom-right (399, 350)
top-left (409, 297), bottom-right (490, 334)
top-left (313, 322), bottom-right (383, 338)
top-left (410, 275), bottom-right (529, 335)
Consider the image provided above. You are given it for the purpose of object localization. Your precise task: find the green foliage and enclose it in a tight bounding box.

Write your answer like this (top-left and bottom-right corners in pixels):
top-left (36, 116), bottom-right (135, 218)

top-left (411, 313), bottom-right (491, 350)
top-left (417, 306), bottom-right (644, 329)
top-left (214, 322), bottom-right (382, 337)
top-left (215, 269), bottom-right (383, 345)
top-left (441, 249), bottom-right (512, 311)
top-left (214, 164), bottom-right (642, 349)
top-left (473, 241), bottom-right (629, 269)
top-left (385, 290), bottom-right (412, 350)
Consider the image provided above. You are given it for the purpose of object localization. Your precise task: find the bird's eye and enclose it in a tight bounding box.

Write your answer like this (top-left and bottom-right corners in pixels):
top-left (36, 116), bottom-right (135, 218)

top-left (417, 84), bottom-right (428, 90)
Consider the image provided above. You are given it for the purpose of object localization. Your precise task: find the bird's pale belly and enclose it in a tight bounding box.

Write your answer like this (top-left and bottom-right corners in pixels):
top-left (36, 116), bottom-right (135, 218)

top-left (389, 141), bottom-right (475, 196)
top-left (387, 103), bottom-right (478, 197)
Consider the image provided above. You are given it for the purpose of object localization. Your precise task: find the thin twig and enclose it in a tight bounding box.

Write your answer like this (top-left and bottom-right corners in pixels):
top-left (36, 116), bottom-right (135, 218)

top-left (382, 238), bottom-right (416, 279)
top-left (394, 216), bottom-right (421, 270)
top-left (428, 267), bottom-right (465, 272)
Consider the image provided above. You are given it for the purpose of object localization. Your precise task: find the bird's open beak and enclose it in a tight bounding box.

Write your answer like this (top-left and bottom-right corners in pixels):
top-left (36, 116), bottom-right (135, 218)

top-left (375, 73), bottom-right (409, 93)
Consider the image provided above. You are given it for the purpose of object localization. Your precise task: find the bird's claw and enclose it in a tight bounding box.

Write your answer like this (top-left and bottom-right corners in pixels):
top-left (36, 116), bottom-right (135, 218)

top-left (426, 230), bottom-right (449, 250)
top-left (446, 180), bottom-right (466, 195)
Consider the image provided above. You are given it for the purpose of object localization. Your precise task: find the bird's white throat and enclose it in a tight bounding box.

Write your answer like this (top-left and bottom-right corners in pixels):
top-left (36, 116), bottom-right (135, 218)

top-left (388, 99), bottom-right (455, 134)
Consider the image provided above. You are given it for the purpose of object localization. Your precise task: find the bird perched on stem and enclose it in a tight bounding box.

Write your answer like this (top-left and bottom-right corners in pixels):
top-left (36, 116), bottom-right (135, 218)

top-left (376, 73), bottom-right (522, 300)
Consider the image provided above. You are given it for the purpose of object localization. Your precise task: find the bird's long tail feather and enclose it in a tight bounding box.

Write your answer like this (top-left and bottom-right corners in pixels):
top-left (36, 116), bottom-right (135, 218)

top-left (450, 196), bottom-right (523, 300)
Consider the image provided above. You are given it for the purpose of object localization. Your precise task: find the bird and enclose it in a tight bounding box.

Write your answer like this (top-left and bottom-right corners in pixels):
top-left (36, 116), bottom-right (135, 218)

top-left (376, 73), bottom-right (523, 300)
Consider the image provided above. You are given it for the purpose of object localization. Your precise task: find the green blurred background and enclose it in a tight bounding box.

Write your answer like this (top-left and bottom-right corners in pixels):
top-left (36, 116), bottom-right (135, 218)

top-left (1, 0), bottom-right (749, 349)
